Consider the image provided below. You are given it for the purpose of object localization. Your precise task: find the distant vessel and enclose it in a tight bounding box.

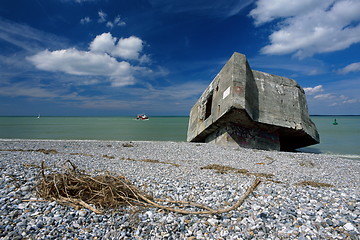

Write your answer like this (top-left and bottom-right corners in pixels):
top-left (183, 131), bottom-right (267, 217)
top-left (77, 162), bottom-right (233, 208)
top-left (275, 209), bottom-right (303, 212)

top-left (136, 114), bottom-right (149, 120)
top-left (333, 119), bottom-right (338, 125)
top-left (37, 114), bottom-right (40, 119)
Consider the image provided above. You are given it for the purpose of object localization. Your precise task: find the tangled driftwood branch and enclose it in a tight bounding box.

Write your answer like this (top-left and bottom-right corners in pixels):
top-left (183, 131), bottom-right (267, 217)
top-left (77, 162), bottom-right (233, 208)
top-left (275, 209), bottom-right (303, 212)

top-left (36, 161), bottom-right (261, 215)
top-left (138, 178), bottom-right (261, 215)
top-left (37, 161), bottom-right (150, 214)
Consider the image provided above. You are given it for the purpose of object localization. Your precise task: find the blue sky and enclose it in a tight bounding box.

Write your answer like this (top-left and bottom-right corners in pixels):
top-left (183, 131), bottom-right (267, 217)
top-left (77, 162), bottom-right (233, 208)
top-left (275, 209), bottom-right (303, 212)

top-left (1, 0), bottom-right (359, 116)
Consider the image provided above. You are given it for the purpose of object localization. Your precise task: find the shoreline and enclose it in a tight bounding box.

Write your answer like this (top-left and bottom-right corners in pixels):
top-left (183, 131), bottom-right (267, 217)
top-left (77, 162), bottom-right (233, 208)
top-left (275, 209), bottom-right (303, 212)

top-left (1, 139), bottom-right (359, 239)
top-left (2, 138), bottom-right (360, 160)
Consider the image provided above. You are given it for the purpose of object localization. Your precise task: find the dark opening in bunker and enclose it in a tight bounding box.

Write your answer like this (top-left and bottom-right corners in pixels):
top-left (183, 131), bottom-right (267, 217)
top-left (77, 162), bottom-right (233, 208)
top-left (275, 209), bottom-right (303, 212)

top-left (205, 92), bottom-right (213, 120)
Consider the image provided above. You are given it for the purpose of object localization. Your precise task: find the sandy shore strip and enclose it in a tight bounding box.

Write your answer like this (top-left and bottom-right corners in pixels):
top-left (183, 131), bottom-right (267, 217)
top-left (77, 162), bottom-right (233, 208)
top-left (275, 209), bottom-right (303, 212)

top-left (0, 139), bottom-right (359, 239)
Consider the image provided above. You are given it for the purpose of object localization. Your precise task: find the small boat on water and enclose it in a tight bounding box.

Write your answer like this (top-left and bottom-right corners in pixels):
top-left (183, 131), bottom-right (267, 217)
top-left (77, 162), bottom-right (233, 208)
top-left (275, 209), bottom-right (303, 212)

top-left (332, 119), bottom-right (338, 125)
top-left (136, 114), bottom-right (149, 120)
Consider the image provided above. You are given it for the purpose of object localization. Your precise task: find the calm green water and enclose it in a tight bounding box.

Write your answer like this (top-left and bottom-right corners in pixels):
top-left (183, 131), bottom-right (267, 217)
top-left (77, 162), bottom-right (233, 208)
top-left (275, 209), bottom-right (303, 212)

top-left (300, 116), bottom-right (360, 158)
top-left (0, 116), bottom-right (359, 158)
top-left (0, 116), bottom-right (188, 142)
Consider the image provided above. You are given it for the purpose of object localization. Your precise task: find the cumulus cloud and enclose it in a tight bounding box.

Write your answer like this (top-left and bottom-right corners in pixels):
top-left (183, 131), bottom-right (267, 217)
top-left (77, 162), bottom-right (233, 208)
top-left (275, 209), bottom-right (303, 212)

top-left (27, 48), bottom-right (134, 87)
top-left (89, 32), bottom-right (116, 54)
top-left (338, 62), bottom-right (360, 74)
top-left (113, 36), bottom-right (143, 59)
top-left (27, 33), bottom-right (149, 87)
top-left (249, 0), bottom-right (360, 58)
top-left (89, 33), bottom-right (144, 60)
top-left (304, 85), bottom-right (324, 95)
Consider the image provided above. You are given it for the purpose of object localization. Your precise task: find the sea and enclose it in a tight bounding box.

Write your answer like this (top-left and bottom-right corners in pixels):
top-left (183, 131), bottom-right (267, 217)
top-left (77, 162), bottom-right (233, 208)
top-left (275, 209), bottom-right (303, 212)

top-left (0, 116), bottom-right (359, 159)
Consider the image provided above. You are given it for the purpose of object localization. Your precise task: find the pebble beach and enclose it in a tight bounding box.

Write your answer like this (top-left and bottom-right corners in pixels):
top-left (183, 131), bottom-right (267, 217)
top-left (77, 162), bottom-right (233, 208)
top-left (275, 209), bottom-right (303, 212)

top-left (0, 139), bottom-right (359, 239)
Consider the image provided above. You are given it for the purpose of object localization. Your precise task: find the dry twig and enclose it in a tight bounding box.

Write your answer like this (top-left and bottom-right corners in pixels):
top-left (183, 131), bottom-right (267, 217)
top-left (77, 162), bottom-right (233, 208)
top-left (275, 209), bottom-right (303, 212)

top-left (36, 161), bottom-right (261, 215)
top-left (138, 178), bottom-right (261, 215)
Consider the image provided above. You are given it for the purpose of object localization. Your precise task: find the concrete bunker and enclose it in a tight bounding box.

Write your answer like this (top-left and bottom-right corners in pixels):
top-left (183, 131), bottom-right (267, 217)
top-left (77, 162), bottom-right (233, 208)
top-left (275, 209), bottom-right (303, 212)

top-left (187, 52), bottom-right (319, 151)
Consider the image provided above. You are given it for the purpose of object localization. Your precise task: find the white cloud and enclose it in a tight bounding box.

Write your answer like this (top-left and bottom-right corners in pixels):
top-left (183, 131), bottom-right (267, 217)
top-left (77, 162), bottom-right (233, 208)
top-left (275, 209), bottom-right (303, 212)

top-left (342, 99), bottom-right (359, 104)
top-left (27, 48), bottom-right (134, 87)
top-left (96, 10), bottom-right (125, 28)
top-left (98, 10), bottom-right (107, 23)
top-left (250, 0), bottom-right (360, 58)
top-left (114, 16), bottom-right (126, 26)
top-left (80, 17), bottom-right (91, 24)
top-left (329, 97), bottom-right (359, 106)
top-left (338, 62), bottom-right (360, 74)
top-left (113, 36), bottom-right (143, 60)
top-left (305, 78), bottom-right (360, 112)
top-left (304, 85), bottom-right (324, 95)
top-left (249, 0), bottom-right (333, 26)
top-left (106, 22), bottom-right (114, 28)
top-left (314, 93), bottom-right (336, 100)
top-left (106, 16), bottom-right (126, 28)
top-left (0, 17), bottom-right (67, 53)
top-left (27, 33), bottom-right (150, 87)
top-left (311, 92), bottom-right (359, 107)
top-left (89, 32), bottom-right (116, 54)
top-left (89, 33), bottom-right (144, 60)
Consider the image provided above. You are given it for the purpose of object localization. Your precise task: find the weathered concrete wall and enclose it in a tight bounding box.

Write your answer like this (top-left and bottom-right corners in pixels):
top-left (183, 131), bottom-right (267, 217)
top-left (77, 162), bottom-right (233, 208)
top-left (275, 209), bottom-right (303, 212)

top-left (187, 52), bottom-right (319, 151)
top-left (253, 70), bottom-right (303, 129)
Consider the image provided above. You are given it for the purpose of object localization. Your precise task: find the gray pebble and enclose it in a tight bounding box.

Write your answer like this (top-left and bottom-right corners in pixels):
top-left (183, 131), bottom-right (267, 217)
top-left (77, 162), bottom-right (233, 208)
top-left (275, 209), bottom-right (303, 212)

top-left (0, 139), bottom-right (359, 239)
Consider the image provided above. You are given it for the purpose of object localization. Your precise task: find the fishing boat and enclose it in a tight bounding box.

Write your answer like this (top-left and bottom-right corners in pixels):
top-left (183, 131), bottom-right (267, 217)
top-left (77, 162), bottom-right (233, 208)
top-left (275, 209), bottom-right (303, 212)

top-left (136, 114), bottom-right (149, 120)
